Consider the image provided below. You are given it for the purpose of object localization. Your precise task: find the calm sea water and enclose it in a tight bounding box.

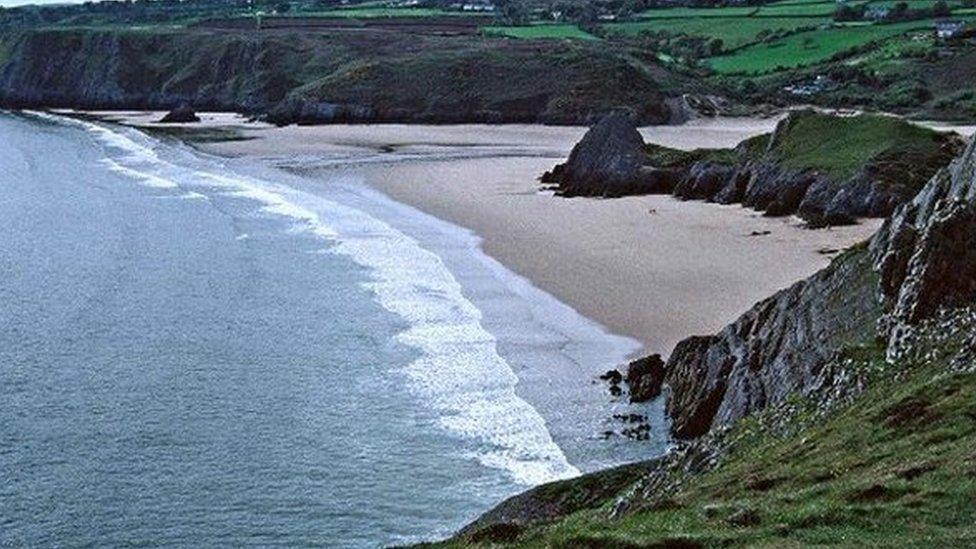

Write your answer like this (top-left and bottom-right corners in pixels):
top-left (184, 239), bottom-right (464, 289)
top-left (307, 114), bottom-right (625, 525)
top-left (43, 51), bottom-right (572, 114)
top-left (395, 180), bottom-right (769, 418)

top-left (0, 112), bottom-right (663, 547)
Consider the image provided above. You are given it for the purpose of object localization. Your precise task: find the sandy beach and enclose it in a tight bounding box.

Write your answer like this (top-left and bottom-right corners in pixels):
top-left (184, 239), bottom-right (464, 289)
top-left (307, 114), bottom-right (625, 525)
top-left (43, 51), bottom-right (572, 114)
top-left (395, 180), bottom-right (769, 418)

top-left (96, 111), bottom-right (890, 355)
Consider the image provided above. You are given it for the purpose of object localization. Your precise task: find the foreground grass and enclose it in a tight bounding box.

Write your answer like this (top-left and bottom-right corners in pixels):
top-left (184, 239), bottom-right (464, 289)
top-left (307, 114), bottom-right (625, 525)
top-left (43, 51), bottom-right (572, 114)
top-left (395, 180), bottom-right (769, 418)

top-left (451, 324), bottom-right (976, 547)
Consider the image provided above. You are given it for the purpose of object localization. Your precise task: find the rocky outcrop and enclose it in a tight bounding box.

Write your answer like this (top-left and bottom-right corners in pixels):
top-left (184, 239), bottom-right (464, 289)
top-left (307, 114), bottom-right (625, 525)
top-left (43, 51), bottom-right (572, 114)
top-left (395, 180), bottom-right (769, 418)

top-left (872, 137), bottom-right (976, 355)
top-left (549, 110), bottom-right (962, 226)
top-left (664, 245), bottom-right (882, 439)
top-left (625, 354), bottom-right (666, 403)
top-left (663, 135), bottom-right (976, 440)
top-left (159, 105), bottom-right (200, 123)
top-left (541, 111), bottom-right (681, 197)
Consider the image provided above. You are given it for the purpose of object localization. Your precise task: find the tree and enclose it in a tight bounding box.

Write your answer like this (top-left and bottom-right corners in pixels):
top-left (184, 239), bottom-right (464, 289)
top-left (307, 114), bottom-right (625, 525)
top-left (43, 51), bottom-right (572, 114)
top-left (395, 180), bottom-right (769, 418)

top-left (932, 1), bottom-right (951, 17)
top-left (276, 2), bottom-right (291, 13)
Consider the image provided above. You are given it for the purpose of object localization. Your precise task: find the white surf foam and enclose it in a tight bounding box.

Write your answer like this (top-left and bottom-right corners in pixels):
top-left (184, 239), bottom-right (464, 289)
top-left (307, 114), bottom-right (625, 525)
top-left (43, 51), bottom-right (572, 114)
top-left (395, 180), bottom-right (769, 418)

top-left (36, 112), bottom-right (580, 486)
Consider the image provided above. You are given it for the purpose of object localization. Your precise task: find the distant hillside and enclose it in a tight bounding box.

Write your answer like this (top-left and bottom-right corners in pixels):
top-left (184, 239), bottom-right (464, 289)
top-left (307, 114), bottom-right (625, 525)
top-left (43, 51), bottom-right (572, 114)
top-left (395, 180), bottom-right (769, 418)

top-left (0, 27), bottom-right (695, 125)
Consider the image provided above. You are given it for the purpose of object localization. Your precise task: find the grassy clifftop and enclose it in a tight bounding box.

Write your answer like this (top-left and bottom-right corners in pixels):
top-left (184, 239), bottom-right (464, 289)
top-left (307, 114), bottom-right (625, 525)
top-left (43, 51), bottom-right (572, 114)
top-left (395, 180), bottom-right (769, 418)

top-left (766, 111), bottom-right (955, 181)
top-left (440, 303), bottom-right (976, 547)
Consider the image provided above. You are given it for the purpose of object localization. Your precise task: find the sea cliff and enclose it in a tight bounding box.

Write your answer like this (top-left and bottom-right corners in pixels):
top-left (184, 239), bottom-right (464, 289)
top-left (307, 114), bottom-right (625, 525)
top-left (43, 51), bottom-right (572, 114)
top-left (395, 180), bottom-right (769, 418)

top-left (0, 28), bottom-right (692, 126)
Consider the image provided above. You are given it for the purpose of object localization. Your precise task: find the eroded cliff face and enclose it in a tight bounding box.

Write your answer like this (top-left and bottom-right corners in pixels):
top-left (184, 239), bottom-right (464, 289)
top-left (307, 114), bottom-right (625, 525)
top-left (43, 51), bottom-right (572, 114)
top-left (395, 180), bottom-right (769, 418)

top-left (0, 30), bottom-right (303, 111)
top-left (873, 137), bottom-right (976, 360)
top-left (664, 244), bottom-right (882, 439)
top-left (665, 135), bottom-right (976, 440)
top-left (0, 29), bottom-right (683, 125)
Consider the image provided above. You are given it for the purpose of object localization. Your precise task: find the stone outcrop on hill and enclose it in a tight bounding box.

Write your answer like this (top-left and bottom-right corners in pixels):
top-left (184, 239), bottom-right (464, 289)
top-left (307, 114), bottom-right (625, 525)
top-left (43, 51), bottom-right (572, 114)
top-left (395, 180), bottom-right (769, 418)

top-left (664, 244), bottom-right (882, 438)
top-left (873, 137), bottom-right (976, 357)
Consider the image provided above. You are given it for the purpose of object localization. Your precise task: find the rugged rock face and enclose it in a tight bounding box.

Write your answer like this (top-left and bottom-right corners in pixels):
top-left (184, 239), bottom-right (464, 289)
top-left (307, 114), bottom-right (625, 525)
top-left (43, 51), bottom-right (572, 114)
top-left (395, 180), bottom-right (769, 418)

top-left (664, 245), bottom-right (882, 439)
top-left (541, 111), bottom-right (682, 197)
top-left (159, 105), bottom-right (200, 123)
top-left (873, 137), bottom-right (976, 353)
top-left (664, 135), bottom-right (976, 440)
top-left (550, 110), bottom-right (962, 226)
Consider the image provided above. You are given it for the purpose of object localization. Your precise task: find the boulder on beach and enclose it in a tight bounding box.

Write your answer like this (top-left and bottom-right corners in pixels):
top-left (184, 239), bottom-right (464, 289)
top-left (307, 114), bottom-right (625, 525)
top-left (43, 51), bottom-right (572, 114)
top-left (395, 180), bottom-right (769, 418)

top-left (541, 110), bottom-right (679, 197)
top-left (159, 105), bottom-right (201, 124)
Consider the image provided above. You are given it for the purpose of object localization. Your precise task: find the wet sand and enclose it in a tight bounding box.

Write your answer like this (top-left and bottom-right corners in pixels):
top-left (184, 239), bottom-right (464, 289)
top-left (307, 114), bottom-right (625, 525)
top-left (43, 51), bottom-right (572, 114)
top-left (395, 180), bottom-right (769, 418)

top-left (96, 110), bottom-right (886, 355)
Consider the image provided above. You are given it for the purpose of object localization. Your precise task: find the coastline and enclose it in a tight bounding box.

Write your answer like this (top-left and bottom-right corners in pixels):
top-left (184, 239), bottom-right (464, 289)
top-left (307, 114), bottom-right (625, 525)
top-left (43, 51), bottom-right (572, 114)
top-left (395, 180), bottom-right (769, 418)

top-left (171, 113), bottom-right (883, 355)
top-left (203, 146), bottom-right (668, 477)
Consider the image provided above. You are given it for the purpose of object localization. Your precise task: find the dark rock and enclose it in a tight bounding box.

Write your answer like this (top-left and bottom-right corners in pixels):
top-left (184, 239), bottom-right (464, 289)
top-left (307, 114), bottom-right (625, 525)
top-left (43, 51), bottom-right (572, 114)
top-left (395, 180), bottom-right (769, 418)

top-left (673, 162), bottom-right (735, 201)
top-left (626, 354), bottom-right (666, 403)
top-left (609, 385), bottom-right (623, 397)
top-left (873, 137), bottom-right (976, 337)
top-left (545, 111), bottom-right (681, 197)
top-left (159, 105), bottom-right (200, 123)
top-left (599, 369), bottom-right (623, 385)
top-left (613, 413), bottom-right (649, 423)
top-left (468, 522), bottom-right (521, 544)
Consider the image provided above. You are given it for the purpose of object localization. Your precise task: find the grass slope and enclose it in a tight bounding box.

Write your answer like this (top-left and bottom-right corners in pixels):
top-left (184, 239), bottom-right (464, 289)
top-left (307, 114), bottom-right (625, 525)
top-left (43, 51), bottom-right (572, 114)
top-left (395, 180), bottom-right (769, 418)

top-left (767, 112), bottom-right (950, 180)
top-left (439, 291), bottom-right (976, 547)
top-left (482, 24), bottom-right (597, 40)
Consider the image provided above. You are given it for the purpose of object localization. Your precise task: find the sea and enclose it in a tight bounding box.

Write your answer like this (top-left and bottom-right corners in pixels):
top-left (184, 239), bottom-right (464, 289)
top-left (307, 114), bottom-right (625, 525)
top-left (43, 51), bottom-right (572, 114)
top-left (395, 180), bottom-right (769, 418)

top-left (0, 111), bottom-right (667, 547)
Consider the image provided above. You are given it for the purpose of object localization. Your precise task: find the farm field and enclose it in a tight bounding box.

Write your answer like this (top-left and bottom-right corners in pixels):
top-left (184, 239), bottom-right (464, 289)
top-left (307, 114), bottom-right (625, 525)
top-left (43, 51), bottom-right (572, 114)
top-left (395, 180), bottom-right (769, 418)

top-left (603, 16), bottom-right (827, 49)
top-left (708, 18), bottom-right (957, 74)
top-left (482, 23), bottom-right (597, 40)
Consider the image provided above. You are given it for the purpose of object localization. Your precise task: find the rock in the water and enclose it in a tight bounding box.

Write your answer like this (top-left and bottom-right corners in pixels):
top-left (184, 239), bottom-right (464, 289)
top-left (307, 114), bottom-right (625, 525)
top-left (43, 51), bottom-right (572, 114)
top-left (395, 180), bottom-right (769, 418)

top-left (599, 369), bottom-right (623, 385)
top-left (626, 354), bottom-right (666, 403)
top-left (543, 110), bottom-right (679, 197)
top-left (159, 105), bottom-right (200, 123)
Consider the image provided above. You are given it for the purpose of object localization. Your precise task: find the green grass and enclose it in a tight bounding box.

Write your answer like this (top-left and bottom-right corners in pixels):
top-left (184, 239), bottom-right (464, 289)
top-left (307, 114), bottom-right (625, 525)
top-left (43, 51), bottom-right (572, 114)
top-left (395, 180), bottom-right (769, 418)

top-left (634, 6), bottom-right (759, 19)
top-left (768, 111), bottom-right (949, 179)
top-left (459, 305), bottom-right (976, 547)
top-left (288, 7), bottom-right (471, 18)
top-left (482, 24), bottom-right (597, 40)
top-left (757, 0), bottom-right (866, 17)
top-left (708, 19), bottom-right (943, 74)
top-left (604, 17), bottom-right (826, 49)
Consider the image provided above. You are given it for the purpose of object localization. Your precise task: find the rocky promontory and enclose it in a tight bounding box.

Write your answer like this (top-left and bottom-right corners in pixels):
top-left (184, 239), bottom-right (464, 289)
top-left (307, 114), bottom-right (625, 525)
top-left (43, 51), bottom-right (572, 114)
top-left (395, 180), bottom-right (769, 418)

top-left (545, 110), bottom-right (963, 226)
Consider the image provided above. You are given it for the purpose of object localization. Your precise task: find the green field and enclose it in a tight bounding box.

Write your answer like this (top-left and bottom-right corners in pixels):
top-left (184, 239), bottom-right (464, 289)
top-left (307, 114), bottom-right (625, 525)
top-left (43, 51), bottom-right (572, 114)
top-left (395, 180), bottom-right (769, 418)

top-left (708, 19), bottom-right (942, 74)
top-left (290, 7), bottom-right (471, 18)
top-left (604, 16), bottom-right (827, 49)
top-left (482, 23), bottom-right (597, 40)
top-left (634, 6), bottom-right (759, 19)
